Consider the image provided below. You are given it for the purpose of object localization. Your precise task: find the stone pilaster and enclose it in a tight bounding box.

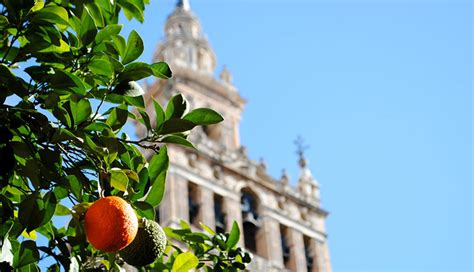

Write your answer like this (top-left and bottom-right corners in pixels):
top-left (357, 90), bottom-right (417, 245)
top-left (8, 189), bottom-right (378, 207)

top-left (313, 240), bottom-right (331, 272)
top-left (159, 172), bottom-right (189, 225)
top-left (308, 239), bottom-right (331, 272)
top-left (260, 214), bottom-right (284, 269)
top-left (197, 186), bottom-right (215, 229)
top-left (287, 229), bottom-right (307, 272)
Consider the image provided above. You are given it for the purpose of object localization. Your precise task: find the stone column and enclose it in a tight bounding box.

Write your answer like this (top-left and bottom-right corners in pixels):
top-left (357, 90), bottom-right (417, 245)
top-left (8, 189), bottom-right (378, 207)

top-left (287, 229), bottom-right (307, 272)
top-left (159, 172), bottom-right (189, 226)
top-left (312, 240), bottom-right (331, 272)
top-left (259, 213), bottom-right (284, 269)
top-left (223, 196), bottom-right (244, 247)
top-left (197, 186), bottom-right (215, 230)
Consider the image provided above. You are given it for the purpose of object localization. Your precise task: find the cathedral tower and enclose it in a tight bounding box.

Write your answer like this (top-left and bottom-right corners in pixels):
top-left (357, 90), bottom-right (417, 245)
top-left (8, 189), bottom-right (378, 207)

top-left (138, 1), bottom-right (332, 271)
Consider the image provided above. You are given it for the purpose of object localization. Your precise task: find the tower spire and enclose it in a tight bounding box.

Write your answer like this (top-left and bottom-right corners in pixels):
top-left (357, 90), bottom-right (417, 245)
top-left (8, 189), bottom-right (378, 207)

top-left (294, 135), bottom-right (309, 168)
top-left (294, 136), bottom-right (320, 202)
top-left (176, 0), bottom-right (190, 11)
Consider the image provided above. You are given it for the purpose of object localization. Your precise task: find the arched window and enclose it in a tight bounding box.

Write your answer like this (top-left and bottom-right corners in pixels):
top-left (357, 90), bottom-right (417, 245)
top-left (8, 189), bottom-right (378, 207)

top-left (241, 189), bottom-right (261, 253)
top-left (304, 235), bottom-right (315, 272)
top-left (280, 225), bottom-right (290, 268)
top-left (214, 194), bottom-right (226, 233)
top-left (188, 182), bottom-right (200, 225)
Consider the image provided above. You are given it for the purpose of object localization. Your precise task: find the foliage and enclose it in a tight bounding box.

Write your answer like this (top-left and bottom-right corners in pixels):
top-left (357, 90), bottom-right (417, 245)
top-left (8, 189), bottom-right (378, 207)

top-left (0, 0), bottom-right (250, 270)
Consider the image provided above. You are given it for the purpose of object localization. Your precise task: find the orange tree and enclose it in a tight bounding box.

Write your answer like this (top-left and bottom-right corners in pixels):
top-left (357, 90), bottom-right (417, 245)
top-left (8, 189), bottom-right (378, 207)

top-left (0, 0), bottom-right (251, 270)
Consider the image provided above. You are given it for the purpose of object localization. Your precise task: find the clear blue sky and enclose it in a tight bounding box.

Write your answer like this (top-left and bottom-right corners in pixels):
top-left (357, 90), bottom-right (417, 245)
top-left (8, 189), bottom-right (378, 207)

top-left (123, 0), bottom-right (472, 271)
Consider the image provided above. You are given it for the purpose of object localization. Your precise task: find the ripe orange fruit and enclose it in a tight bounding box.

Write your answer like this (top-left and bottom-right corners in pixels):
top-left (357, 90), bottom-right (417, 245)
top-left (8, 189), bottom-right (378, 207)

top-left (84, 196), bottom-right (138, 252)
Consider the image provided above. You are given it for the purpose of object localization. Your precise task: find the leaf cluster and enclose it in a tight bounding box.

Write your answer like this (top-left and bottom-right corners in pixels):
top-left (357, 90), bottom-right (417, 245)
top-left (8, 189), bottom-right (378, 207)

top-left (0, 0), bottom-right (249, 271)
top-left (146, 221), bottom-right (251, 272)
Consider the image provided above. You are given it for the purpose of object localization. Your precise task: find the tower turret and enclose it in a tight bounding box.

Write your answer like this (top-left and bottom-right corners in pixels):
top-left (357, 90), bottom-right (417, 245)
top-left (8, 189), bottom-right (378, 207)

top-left (154, 0), bottom-right (216, 74)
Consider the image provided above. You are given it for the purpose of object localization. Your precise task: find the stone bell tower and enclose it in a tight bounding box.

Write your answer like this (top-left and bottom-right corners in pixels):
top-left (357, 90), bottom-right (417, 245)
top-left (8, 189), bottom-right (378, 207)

top-left (145, 0), bottom-right (245, 152)
top-left (139, 1), bottom-right (332, 271)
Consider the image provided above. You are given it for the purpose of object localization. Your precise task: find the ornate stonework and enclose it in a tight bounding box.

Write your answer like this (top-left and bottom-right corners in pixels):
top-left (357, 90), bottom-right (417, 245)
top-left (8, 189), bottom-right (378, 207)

top-left (137, 1), bottom-right (332, 271)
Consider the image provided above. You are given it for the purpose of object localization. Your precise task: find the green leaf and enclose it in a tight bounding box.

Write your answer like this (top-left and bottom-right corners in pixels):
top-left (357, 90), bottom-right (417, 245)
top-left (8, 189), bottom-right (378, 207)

top-left (130, 167), bottom-right (149, 201)
top-left (82, 135), bottom-right (101, 153)
top-left (161, 135), bottom-right (195, 149)
top-left (54, 204), bottom-right (70, 216)
top-left (113, 81), bottom-right (144, 97)
top-left (32, 5), bottom-right (69, 26)
top-left (85, 3), bottom-right (105, 28)
top-left (122, 95), bottom-right (144, 109)
top-left (18, 193), bottom-right (44, 232)
top-left (144, 171), bottom-right (166, 207)
top-left (51, 128), bottom-right (79, 143)
top-left (200, 223), bottom-right (216, 236)
top-left (145, 146), bottom-right (169, 207)
top-left (171, 252), bottom-right (199, 272)
top-left (18, 263), bottom-right (41, 272)
top-left (12, 241), bottom-right (39, 269)
top-left (179, 220), bottom-right (191, 230)
top-left (37, 39), bottom-right (70, 53)
top-left (110, 169), bottom-right (129, 192)
top-left (148, 146), bottom-right (169, 182)
top-left (164, 227), bottom-right (190, 240)
top-left (21, 230), bottom-right (38, 240)
top-left (153, 99), bottom-right (165, 128)
top-left (89, 57), bottom-right (114, 78)
top-left (111, 34), bottom-right (126, 56)
top-left (165, 94), bottom-right (187, 120)
top-left (40, 192), bottom-right (57, 227)
top-left (103, 136), bottom-right (119, 164)
top-left (118, 62), bottom-right (154, 82)
top-left (0, 16), bottom-right (9, 31)
top-left (108, 56), bottom-right (125, 73)
top-left (226, 221), bottom-right (240, 249)
top-left (183, 108), bottom-right (224, 125)
top-left (118, 0), bottom-right (145, 22)
top-left (106, 105), bottom-right (129, 131)
top-left (150, 62), bottom-right (172, 79)
top-left (69, 97), bottom-right (92, 126)
top-left (79, 8), bottom-right (98, 46)
top-left (0, 195), bottom-right (14, 223)
top-left (84, 122), bottom-right (112, 132)
top-left (122, 30), bottom-right (143, 65)
top-left (96, 24), bottom-right (123, 42)
top-left (30, 2), bottom-right (45, 13)
top-left (184, 232), bottom-right (209, 243)
top-left (49, 69), bottom-right (87, 95)
top-left (134, 201), bottom-right (155, 220)
top-left (52, 104), bottom-right (72, 128)
top-left (66, 175), bottom-right (82, 199)
top-left (123, 169), bottom-right (139, 183)
top-left (138, 109), bottom-right (151, 131)
top-left (160, 119), bottom-right (196, 135)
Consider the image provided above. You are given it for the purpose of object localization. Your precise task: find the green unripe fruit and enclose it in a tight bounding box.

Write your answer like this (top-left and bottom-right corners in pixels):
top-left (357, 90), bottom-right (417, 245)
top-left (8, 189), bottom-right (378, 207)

top-left (119, 219), bottom-right (166, 267)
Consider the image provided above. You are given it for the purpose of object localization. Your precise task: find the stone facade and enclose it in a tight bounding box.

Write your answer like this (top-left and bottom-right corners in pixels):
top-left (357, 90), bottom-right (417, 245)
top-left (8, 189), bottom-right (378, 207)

top-left (137, 1), bottom-right (332, 271)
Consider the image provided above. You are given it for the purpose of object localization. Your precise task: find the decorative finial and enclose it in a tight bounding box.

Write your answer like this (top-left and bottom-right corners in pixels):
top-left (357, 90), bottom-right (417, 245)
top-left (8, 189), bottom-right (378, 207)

top-left (176, 0), bottom-right (190, 11)
top-left (259, 158), bottom-right (267, 170)
top-left (294, 135), bottom-right (309, 168)
top-left (220, 65), bottom-right (233, 84)
top-left (280, 169), bottom-right (289, 185)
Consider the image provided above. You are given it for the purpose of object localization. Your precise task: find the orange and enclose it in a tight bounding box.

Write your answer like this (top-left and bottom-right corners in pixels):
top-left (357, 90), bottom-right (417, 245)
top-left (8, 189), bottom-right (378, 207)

top-left (84, 196), bottom-right (138, 252)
